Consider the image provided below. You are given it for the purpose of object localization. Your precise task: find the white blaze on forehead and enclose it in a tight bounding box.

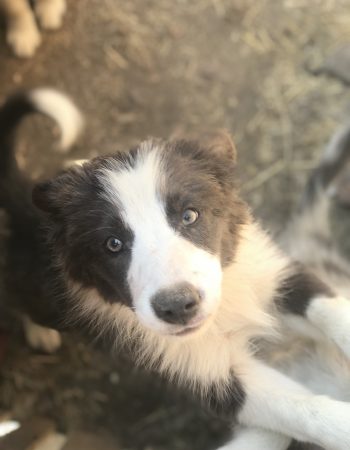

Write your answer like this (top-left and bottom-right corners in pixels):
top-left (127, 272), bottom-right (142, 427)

top-left (100, 143), bottom-right (166, 230)
top-left (99, 143), bottom-right (222, 333)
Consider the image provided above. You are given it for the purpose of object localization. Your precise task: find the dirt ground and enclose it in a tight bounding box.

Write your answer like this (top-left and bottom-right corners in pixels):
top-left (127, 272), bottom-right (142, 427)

top-left (1, 0), bottom-right (350, 449)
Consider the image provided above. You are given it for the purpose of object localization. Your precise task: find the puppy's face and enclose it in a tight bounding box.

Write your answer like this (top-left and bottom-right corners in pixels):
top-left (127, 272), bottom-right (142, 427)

top-left (33, 133), bottom-right (248, 336)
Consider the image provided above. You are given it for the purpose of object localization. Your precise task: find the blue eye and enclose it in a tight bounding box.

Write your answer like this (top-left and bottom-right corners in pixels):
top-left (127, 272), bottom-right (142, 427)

top-left (105, 237), bottom-right (123, 253)
top-left (182, 208), bottom-right (199, 226)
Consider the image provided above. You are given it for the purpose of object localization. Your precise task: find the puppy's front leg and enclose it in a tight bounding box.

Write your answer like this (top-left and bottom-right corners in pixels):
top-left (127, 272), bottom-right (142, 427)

top-left (23, 316), bottom-right (61, 353)
top-left (238, 361), bottom-right (350, 450)
top-left (279, 265), bottom-right (350, 358)
top-left (34, 0), bottom-right (66, 30)
top-left (0, 0), bottom-right (41, 57)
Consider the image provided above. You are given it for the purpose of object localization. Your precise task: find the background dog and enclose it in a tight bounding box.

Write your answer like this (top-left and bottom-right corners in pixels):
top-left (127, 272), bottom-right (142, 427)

top-left (0, 88), bottom-right (83, 351)
top-left (0, 0), bottom-right (66, 57)
top-left (220, 122), bottom-right (350, 450)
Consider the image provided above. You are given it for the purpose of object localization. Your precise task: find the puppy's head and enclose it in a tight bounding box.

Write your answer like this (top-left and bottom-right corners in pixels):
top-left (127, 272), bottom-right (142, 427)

top-left (33, 132), bottom-right (249, 336)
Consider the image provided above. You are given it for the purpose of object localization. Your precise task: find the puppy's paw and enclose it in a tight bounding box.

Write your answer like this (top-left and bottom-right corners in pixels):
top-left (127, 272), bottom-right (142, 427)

top-left (216, 428), bottom-right (291, 450)
top-left (35, 0), bottom-right (66, 30)
top-left (6, 17), bottom-right (41, 58)
top-left (23, 317), bottom-right (62, 353)
top-left (319, 399), bottom-right (350, 450)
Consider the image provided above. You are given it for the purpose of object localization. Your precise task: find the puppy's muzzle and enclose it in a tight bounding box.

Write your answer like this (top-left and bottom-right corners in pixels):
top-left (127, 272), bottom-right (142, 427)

top-left (151, 282), bottom-right (201, 325)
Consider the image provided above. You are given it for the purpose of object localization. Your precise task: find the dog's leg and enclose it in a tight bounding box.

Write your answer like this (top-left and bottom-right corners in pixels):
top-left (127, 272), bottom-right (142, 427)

top-left (0, 0), bottom-right (41, 57)
top-left (236, 361), bottom-right (350, 450)
top-left (216, 427), bottom-right (291, 450)
top-left (22, 316), bottom-right (61, 353)
top-left (278, 266), bottom-right (350, 358)
top-left (34, 0), bottom-right (66, 30)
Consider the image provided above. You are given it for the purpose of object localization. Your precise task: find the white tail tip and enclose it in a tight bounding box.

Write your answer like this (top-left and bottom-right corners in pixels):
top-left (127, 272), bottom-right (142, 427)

top-left (29, 88), bottom-right (84, 151)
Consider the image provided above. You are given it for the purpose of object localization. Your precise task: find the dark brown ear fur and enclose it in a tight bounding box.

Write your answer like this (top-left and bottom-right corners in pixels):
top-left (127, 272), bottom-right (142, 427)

top-left (170, 129), bottom-right (237, 163)
top-left (200, 130), bottom-right (237, 163)
top-left (32, 181), bottom-right (57, 214)
top-left (32, 166), bottom-right (87, 216)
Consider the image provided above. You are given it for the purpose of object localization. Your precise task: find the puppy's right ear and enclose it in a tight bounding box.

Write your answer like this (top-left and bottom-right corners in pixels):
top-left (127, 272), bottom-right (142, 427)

top-left (32, 180), bottom-right (57, 214)
top-left (32, 167), bottom-right (84, 216)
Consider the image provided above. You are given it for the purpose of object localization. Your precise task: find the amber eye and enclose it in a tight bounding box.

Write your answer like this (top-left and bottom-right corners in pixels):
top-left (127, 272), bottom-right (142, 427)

top-left (105, 237), bottom-right (123, 253)
top-left (182, 208), bottom-right (199, 226)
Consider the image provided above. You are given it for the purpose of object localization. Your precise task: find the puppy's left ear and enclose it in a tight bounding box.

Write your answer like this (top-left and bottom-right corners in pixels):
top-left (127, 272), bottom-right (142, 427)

top-left (201, 130), bottom-right (237, 163)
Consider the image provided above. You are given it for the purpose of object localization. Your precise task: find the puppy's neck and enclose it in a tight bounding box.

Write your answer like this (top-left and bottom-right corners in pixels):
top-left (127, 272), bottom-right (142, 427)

top-left (219, 222), bottom-right (289, 336)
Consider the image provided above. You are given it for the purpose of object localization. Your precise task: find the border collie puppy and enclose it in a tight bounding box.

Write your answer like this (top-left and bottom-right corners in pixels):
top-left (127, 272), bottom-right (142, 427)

top-left (1, 89), bottom-right (350, 450)
top-left (0, 0), bottom-right (66, 57)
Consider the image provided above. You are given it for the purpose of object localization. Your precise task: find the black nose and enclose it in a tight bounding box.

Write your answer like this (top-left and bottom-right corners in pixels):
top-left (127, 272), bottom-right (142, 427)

top-left (151, 282), bottom-right (201, 325)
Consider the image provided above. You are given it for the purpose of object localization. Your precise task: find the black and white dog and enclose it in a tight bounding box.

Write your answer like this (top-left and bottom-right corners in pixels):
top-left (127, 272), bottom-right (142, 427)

top-left (0, 88), bottom-right (83, 351)
top-left (1, 89), bottom-right (350, 450)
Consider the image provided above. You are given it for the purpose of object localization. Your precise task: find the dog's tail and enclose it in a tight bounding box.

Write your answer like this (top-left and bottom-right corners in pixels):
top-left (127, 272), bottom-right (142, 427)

top-left (0, 88), bottom-right (83, 165)
top-left (301, 122), bottom-right (350, 209)
top-left (0, 88), bottom-right (83, 223)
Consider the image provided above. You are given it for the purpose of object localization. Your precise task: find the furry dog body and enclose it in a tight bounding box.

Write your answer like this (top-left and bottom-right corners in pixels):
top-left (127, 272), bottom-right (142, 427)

top-left (1, 90), bottom-right (350, 450)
